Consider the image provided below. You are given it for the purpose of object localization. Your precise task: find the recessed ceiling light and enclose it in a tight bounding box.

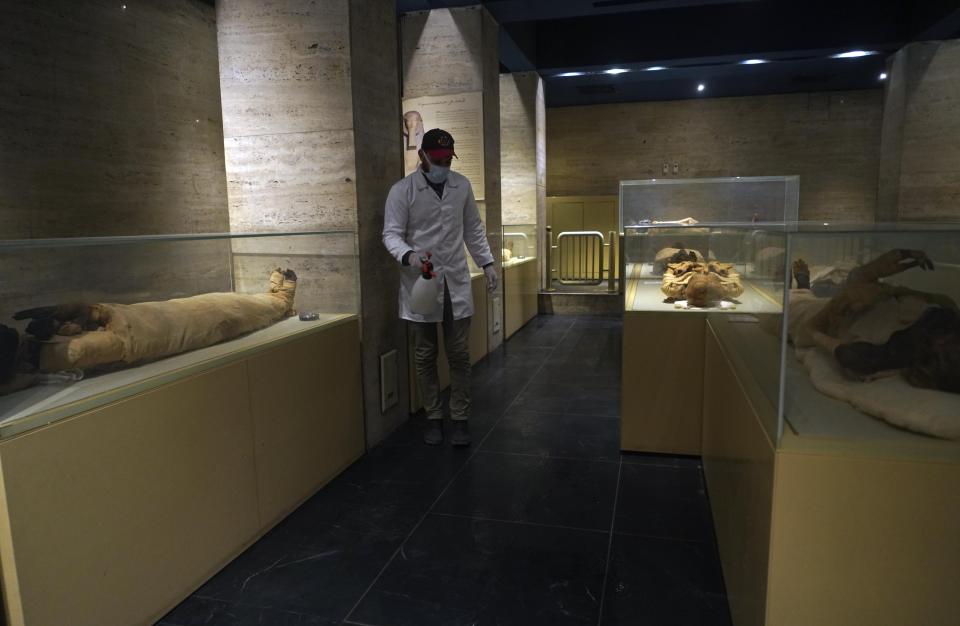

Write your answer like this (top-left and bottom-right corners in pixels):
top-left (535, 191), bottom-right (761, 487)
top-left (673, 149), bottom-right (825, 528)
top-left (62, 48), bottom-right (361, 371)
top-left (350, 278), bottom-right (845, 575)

top-left (604, 68), bottom-right (629, 75)
top-left (879, 72), bottom-right (888, 80)
top-left (697, 83), bottom-right (706, 92)
top-left (644, 66), bottom-right (667, 71)
top-left (556, 71), bottom-right (586, 78)
top-left (741, 59), bottom-right (768, 65)
top-left (832, 50), bottom-right (877, 59)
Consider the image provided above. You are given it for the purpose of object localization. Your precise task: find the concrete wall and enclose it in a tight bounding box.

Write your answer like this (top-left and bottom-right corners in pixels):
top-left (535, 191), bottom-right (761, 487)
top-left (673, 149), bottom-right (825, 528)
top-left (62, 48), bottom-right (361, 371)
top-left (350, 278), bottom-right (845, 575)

top-left (401, 6), bottom-right (504, 350)
top-left (217, 0), bottom-right (408, 446)
top-left (879, 40), bottom-right (960, 221)
top-left (349, 0), bottom-right (410, 445)
top-left (0, 0), bottom-right (231, 320)
top-left (547, 91), bottom-right (883, 222)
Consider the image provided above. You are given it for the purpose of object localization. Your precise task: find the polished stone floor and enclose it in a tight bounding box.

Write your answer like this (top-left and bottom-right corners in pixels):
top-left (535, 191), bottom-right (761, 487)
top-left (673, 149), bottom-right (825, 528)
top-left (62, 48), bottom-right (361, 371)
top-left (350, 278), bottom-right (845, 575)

top-left (158, 315), bottom-right (731, 626)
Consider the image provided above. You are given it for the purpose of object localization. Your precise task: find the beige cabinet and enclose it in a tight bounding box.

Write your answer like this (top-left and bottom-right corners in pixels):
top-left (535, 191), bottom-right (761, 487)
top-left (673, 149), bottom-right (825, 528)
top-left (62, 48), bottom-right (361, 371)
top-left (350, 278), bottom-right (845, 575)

top-left (0, 319), bottom-right (364, 626)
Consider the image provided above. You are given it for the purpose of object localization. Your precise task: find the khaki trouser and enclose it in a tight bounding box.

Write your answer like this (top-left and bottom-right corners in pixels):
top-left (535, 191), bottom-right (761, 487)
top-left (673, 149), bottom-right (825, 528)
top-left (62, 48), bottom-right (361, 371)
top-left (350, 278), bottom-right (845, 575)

top-left (409, 284), bottom-right (472, 421)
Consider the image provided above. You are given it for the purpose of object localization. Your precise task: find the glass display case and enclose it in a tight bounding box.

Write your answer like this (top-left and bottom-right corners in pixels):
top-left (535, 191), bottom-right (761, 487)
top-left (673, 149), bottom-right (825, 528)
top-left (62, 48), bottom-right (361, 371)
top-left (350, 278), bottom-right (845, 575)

top-left (0, 230), bottom-right (358, 437)
top-left (620, 176), bottom-right (798, 313)
top-left (622, 222), bottom-right (787, 313)
top-left (619, 175), bottom-right (799, 226)
top-left (707, 223), bottom-right (960, 451)
top-left (502, 223), bottom-right (537, 268)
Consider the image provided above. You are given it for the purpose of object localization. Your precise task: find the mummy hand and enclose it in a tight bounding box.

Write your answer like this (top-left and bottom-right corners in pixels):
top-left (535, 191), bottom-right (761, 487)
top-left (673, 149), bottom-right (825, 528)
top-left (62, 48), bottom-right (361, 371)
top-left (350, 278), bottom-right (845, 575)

top-left (892, 249), bottom-right (934, 271)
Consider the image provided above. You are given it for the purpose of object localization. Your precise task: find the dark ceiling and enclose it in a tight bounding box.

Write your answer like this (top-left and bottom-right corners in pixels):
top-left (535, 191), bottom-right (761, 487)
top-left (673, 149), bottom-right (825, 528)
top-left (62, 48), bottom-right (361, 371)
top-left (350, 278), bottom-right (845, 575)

top-left (396, 0), bottom-right (960, 107)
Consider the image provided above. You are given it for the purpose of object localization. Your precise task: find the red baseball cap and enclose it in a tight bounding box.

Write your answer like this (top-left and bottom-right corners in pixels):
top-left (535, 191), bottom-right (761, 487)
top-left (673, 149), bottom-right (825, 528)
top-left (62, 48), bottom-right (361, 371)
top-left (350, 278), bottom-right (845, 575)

top-left (422, 128), bottom-right (457, 159)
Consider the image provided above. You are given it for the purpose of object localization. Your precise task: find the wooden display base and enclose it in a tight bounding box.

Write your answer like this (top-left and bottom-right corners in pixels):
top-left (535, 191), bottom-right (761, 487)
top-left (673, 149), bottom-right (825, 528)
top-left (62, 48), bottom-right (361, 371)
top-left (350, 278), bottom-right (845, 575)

top-left (0, 317), bottom-right (364, 626)
top-left (503, 257), bottom-right (538, 339)
top-left (702, 321), bottom-right (960, 626)
top-left (621, 311), bottom-right (706, 455)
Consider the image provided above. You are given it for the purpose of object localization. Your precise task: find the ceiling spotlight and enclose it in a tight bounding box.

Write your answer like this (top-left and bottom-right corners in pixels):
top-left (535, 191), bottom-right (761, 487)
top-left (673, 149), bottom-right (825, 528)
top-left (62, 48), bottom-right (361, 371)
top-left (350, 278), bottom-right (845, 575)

top-left (879, 72), bottom-right (888, 80)
top-left (556, 71), bottom-right (585, 78)
top-left (697, 83), bottom-right (706, 92)
top-left (605, 68), bottom-right (629, 75)
top-left (832, 50), bottom-right (877, 59)
top-left (644, 66), bottom-right (667, 71)
top-left (741, 59), bottom-right (768, 65)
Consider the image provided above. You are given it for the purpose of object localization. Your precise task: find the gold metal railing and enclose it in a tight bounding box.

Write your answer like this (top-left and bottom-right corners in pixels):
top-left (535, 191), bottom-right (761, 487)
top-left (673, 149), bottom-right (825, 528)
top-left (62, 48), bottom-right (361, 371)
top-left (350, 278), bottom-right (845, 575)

top-left (545, 226), bottom-right (621, 290)
top-left (556, 230), bottom-right (605, 285)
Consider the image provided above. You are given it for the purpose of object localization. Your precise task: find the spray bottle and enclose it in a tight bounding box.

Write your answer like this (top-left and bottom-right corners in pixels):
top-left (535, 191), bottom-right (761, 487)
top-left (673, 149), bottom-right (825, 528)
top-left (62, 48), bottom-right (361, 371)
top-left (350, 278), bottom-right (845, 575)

top-left (409, 252), bottom-right (440, 315)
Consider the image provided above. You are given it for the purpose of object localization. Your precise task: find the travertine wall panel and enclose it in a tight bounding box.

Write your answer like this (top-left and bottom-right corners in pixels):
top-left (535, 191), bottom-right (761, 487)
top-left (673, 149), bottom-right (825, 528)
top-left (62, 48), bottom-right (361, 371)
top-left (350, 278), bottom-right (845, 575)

top-left (224, 131), bottom-right (358, 232)
top-left (880, 40), bottom-right (960, 221)
top-left (401, 9), bottom-right (484, 97)
top-left (0, 0), bottom-right (232, 325)
top-left (501, 72), bottom-right (547, 289)
top-left (218, 0), bottom-right (359, 329)
top-left (0, 0), bottom-right (229, 238)
top-left (500, 73), bottom-right (539, 226)
top-left (216, 0), bottom-right (353, 137)
top-left (402, 6), bottom-right (504, 351)
top-left (547, 91), bottom-right (883, 222)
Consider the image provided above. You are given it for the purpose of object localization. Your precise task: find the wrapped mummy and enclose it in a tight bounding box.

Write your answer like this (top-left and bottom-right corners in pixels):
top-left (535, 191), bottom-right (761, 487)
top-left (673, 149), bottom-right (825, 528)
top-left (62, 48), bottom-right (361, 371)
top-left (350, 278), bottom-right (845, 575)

top-left (785, 251), bottom-right (960, 439)
top-left (653, 246), bottom-right (704, 274)
top-left (5, 269), bottom-right (297, 379)
top-left (661, 260), bottom-right (743, 307)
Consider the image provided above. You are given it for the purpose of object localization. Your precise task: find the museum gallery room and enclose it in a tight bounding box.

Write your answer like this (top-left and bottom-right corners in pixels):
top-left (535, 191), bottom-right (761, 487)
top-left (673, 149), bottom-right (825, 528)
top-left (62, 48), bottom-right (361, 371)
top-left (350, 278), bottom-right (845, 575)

top-left (2, 0), bottom-right (960, 624)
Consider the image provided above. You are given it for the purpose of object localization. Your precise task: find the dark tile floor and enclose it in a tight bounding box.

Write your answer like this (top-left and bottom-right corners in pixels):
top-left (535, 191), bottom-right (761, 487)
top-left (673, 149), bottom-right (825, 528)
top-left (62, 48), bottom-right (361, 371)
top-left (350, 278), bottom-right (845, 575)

top-left (159, 315), bottom-right (731, 626)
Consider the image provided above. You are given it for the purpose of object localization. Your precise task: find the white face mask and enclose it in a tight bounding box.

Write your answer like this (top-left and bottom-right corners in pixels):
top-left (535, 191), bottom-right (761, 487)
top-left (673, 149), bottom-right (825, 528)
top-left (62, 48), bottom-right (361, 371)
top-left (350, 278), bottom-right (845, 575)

top-left (422, 152), bottom-right (450, 184)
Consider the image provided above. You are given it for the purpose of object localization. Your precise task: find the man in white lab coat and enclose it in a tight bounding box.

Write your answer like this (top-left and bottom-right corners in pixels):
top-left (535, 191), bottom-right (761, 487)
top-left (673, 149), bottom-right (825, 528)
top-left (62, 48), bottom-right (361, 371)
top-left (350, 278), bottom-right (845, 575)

top-left (383, 129), bottom-right (498, 446)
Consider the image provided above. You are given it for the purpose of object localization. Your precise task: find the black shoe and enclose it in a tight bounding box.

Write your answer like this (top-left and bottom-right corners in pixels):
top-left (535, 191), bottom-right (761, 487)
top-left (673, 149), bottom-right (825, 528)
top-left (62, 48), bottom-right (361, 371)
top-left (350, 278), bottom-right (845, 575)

top-left (423, 420), bottom-right (443, 445)
top-left (450, 420), bottom-right (471, 447)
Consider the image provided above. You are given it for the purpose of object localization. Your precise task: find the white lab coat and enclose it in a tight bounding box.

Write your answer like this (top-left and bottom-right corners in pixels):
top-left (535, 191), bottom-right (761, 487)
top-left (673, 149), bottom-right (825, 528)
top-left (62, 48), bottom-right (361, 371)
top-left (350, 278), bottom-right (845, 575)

top-left (383, 168), bottom-right (495, 322)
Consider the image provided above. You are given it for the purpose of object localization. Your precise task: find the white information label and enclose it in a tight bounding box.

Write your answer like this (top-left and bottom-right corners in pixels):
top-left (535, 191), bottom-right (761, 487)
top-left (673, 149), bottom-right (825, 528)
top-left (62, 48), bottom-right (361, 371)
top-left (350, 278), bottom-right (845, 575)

top-left (401, 91), bottom-right (485, 200)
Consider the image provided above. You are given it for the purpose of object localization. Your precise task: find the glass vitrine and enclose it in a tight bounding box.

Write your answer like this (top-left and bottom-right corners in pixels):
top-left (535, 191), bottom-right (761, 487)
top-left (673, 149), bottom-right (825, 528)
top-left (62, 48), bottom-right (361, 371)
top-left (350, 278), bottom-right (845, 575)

top-left (709, 223), bottom-right (960, 450)
top-left (502, 223), bottom-right (537, 267)
top-left (0, 230), bottom-right (358, 436)
top-left (619, 175), bottom-right (800, 227)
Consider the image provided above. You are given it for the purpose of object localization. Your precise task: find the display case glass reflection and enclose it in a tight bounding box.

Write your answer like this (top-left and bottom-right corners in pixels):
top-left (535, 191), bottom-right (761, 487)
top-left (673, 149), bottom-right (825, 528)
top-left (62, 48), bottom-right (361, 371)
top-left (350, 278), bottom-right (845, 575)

top-left (619, 175), bottom-right (800, 227)
top-left (709, 223), bottom-right (960, 451)
top-left (502, 223), bottom-right (537, 268)
top-left (622, 223), bottom-right (787, 313)
top-left (619, 176), bottom-right (797, 313)
top-left (0, 230), bottom-right (358, 436)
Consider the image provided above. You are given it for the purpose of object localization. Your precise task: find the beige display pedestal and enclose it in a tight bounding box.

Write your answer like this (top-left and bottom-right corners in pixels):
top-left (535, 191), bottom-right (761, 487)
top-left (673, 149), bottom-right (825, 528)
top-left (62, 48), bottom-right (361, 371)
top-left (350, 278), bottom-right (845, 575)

top-left (408, 274), bottom-right (489, 413)
top-left (621, 311), bottom-right (706, 455)
top-left (621, 275), bottom-right (782, 455)
top-left (0, 317), bottom-right (364, 626)
top-left (702, 321), bottom-right (960, 626)
top-left (503, 257), bottom-right (538, 339)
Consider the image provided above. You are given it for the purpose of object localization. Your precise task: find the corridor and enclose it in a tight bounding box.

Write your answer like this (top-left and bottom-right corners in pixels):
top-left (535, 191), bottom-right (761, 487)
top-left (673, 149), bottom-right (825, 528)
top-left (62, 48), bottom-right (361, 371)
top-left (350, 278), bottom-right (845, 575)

top-left (160, 315), bottom-right (731, 626)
